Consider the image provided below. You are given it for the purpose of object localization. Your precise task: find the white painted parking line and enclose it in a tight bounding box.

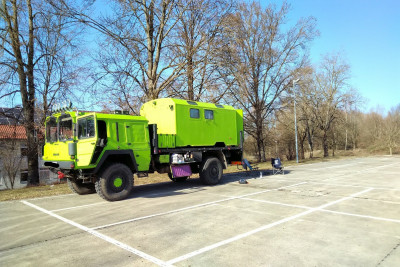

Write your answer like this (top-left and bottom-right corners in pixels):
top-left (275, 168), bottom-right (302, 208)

top-left (213, 191), bottom-right (400, 224)
top-left (21, 200), bottom-right (171, 267)
top-left (322, 162), bottom-right (400, 182)
top-left (51, 202), bottom-right (105, 212)
top-left (322, 209), bottom-right (400, 223)
top-left (25, 194), bottom-right (75, 201)
top-left (92, 202), bottom-right (221, 230)
top-left (309, 181), bottom-right (400, 191)
top-left (310, 162), bottom-right (360, 171)
top-left (239, 197), bottom-right (314, 210)
top-left (166, 188), bottom-right (373, 265)
top-left (216, 194), bottom-right (400, 223)
top-left (92, 182), bottom-right (307, 230)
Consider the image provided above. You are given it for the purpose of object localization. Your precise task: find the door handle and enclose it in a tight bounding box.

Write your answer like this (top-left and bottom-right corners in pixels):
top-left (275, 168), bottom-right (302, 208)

top-left (91, 142), bottom-right (95, 145)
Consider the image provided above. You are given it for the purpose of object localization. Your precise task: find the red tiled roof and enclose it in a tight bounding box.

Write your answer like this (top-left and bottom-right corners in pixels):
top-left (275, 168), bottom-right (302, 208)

top-left (0, 125), bottom-right (27, 140)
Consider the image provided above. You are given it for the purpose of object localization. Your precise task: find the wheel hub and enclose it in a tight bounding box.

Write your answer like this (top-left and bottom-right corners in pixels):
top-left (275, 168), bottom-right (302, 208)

top-left (113, 177), bottom-right (123, 188)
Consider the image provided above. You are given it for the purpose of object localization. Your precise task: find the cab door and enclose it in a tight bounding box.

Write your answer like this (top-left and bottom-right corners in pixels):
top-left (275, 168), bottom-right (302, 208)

top-left (76, 114), bottom-right (97, 167)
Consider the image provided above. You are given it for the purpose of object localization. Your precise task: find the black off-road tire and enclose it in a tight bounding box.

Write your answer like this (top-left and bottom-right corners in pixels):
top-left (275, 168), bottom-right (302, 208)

top-left (67, 178), bottom-right (96, 195)
top-left (200, 157), bottom-right (223, 185)
top-left (168, 173), bottom-right (188, 182)
top-left (95, 163), bottom-right (133, 201)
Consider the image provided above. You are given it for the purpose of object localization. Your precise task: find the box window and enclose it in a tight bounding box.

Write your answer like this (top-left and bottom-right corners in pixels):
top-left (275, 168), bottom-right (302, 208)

top-left (190, 108), bottom-right (200, 119)
top-left (215, 104), bottom-right (224, 108)
top-left (205, 110), bottom-right (214, 120)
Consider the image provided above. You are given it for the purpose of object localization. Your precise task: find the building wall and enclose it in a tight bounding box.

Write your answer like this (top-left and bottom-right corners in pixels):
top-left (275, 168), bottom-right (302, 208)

top-left (0, 140), bottom-right (57, 190)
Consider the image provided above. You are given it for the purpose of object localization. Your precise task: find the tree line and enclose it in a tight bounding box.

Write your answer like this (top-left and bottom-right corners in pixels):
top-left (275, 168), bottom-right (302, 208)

top-left (1, 0), bottom-right (398, 185)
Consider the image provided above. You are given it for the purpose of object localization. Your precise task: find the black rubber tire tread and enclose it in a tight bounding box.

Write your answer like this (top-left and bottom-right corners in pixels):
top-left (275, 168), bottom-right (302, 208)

top-left (67, 178), bottom-right (96, 195)
top-left (199, 157), bottom-right (223, 185)
top-left (168, 173), bottom-right (188, 182)
top-left (95, 163), bottom-right (133, 201)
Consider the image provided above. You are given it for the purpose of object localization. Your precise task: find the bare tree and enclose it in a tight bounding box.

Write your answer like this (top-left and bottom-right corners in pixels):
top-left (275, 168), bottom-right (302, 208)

top-left (294, 66), bottom-right (319, 158)
top-left (359, 109), bottom-right (384, 151)
top-left (1, 0), bottom-right (85, 185)
top-left (383, 105), bottom-right (400, 155)
top-left (62, 0), bottom-right (191, 111)
top-left (34, 1), bottom-right (85, 122)
top-left (217, 1), bottom-right (317, 162)
top-left (1, 0), bottom-right (39, 185)
top-left (309, 54), bottom-right (352, 157)
top-left (168, 0), bottom-right (233, 102)
top-left (0, 138), bottom-right (23, 189)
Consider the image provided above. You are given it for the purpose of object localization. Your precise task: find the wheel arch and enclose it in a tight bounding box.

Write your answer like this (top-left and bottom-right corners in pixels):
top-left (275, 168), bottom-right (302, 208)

top-left (94, 150), bottom-right (138, 174)
top-left (203, 151), bottom-right (227, 169)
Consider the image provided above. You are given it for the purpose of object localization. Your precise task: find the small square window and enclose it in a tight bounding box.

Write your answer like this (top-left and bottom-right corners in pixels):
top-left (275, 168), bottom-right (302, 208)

top-left (20, 172), bottom-right (28, 183)
top-left (205, 110), bottom-right (214, 120)
top-left (215, 104), bottom-right (224, 108)
top-left (21, 145), bottom-right (28, 157)
top-left (190, 108), bottom-right (200, 119)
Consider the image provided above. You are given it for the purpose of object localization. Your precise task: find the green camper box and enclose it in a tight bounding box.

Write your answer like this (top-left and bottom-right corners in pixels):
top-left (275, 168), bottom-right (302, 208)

top-left (140, 98), bottom-right (243, 148)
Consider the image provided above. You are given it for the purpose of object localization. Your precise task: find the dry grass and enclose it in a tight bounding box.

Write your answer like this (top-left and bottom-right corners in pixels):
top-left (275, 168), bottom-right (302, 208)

top-left (0, 182), bottom-right (71, 202)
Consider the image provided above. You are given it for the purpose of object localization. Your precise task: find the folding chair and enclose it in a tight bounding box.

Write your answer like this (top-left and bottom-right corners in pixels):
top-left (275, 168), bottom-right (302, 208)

top-left (271, 158), bottom-right (284, 175)
top-left (242, 158), bottom-right (259, 171)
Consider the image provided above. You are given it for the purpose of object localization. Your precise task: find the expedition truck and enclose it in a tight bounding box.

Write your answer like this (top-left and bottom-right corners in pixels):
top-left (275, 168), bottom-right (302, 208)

top-left (42, 98), bottom-right (243, 201)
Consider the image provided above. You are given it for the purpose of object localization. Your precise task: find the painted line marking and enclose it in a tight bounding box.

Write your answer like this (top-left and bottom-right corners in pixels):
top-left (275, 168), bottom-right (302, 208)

top-left (310, 162), bottom-right (360, 171)
top-left (211, 192), bottom-right (400, 224)
top-left (51, 202), bottom-right (105, 212)
top-left (216, 196), bottom-right (400, 223)
top-left (166, 188), bottom-right (373, 265)
top-left (322, 162), bottom-right (400, 182)
top-left (24, 194), bottom-right (75, 201)
top-left (21, 200), bottom-right (171, 267)
top-left (93, 182), bottom-right (307, 230)
top-left (322, 209), bottom-right (400, 223)
top-left (238, 197), bottom-right (316, 210)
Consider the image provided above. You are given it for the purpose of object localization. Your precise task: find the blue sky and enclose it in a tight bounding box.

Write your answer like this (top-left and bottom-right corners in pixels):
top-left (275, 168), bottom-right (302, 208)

top-left (266, 0), bottom-right (400, 113)
top-left (90, 0), bottom-right (399, 113)
top-left (2, 0), bottom-right (398, 114)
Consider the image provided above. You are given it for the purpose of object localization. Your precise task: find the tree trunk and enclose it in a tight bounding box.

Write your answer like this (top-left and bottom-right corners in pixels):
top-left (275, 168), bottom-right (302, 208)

top-left (322, 131), bottom-right (329, 157)
top-left (299, 132), bottom-right (306, 160)
top-left (307, 132), bottom-right (314, 158)
top-left (25, 109), bottom-right (39, 185)
top-left (256, 136), bottom-right (262, 162)
top-left (187, 55), bottom-right (194, 100)
top-left (255, 123), bottom-right (266, 162)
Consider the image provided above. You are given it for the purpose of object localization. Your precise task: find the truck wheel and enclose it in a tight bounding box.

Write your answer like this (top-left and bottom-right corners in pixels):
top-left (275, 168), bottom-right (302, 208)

top-left (168, 173), bottom-right (188, 182)
top-left (67, 178), bottom-right (96, 195)
top-left (200, 157), bottom-right (222, 185)
top-left (95, 163), bottom-right (133, 201)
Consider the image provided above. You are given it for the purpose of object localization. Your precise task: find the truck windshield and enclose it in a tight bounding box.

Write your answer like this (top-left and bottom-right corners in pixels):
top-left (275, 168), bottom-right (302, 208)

top-left (46, 117), bottom-right (57, 143)
top-left (59, 115), bottom-right (73, 141)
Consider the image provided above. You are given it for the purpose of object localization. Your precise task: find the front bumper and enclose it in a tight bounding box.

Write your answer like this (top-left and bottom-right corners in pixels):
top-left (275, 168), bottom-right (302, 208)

top-left (43, 161), bottom-right (74, 170)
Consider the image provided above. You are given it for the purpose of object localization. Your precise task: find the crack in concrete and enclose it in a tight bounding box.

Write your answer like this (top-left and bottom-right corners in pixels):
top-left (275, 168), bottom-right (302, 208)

top-left (376, 240), bottom-right (400, 266)
top-left (0, 231), bottom-right (86, 254)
